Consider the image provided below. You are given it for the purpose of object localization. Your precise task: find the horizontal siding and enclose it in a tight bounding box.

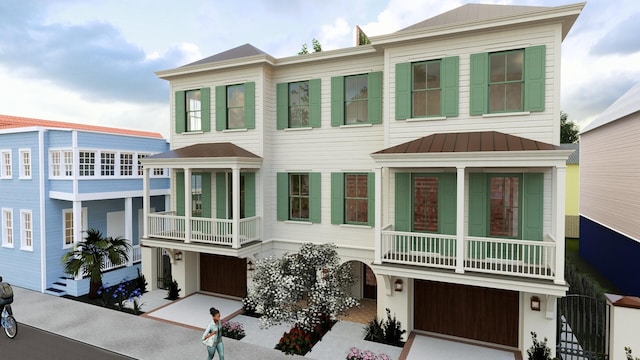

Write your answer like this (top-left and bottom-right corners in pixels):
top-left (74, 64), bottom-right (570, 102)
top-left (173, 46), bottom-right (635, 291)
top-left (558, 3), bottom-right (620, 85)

top-left (47, 130), bottom-right (73, 148)
top-left (77, 132), bottom-right (169, 153)
top-left (580, 113), bottom-right (640, 241)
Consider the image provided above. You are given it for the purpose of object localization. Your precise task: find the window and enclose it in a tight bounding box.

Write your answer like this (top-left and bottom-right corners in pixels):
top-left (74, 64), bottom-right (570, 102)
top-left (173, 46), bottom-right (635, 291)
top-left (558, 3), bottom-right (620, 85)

top-left (50, 150), bottom-right (73, 177)
top-left (277, 172), bottom-right (321, 223)
top-left (100, 152), bottom-right (115, 176)
top-left (153, 168), bottom-right (165, 176)
top-left (216, 82), bottom-right (255, 131)
top-left (21, 210), bottom-right (32, 250)
top-left (278, 79), bottom-right (320, 129)
top-left (489, 176), bottom-right (520, 238)
top-left (51, 151), bottom-right (61, 176)
top-left (2, 209), bottom-right (13, 247)
top-left (192, 174), bottom-right (202, 217)
top-left (331, 73), bottom-right (382, 126)
top-left (175, 88), bottom-right (210, 134)
top-left (396, 57), bottom-right (458, 120)
top-left (470, 45), bottom-right (545, 115)
top-left (79, 151), bottom-right (95, 176)
top-left (1, 150), bottom-right (11, 179)
top-left (344, 174), bottom-right (369, 224)
top-left (120, 153), bottom-right (133, 176)
top-left (63, 151), bottom-right (73, 176)
top-left (19, 149), bottom-right (31, 179)
top-left (226, 84), bottom-right (245, 129)
top-left (137, 154), bottom-right (148, 176)
top-left (413, 175), bottom-right (438, 232)
top-left (288, 81), bottom-right (310, 127)
top-left (63, 210), bottom-right (74, 247)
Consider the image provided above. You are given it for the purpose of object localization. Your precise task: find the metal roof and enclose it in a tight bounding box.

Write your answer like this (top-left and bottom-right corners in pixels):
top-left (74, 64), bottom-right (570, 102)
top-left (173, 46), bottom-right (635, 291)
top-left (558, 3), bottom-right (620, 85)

top-left (581, 82), bottom-right (640, 134)
top-left (147, 143), bottom-right (261, 159)
top-left (181, 44), bottom-right (267, 67)
top-left (559, 143), bottom-right (579, 164)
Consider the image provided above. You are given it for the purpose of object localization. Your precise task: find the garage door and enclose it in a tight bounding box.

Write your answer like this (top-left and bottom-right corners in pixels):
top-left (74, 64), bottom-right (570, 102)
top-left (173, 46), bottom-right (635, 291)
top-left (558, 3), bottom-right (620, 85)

top-left (200, 254), bottom-right (247, 298)
top-left (414, 280), bottom-right (519, 347)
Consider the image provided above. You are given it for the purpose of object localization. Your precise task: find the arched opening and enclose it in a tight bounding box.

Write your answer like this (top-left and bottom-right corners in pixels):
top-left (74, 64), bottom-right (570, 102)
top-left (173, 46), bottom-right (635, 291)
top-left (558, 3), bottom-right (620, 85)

top-left (338, 260), bottom-right (378, 324)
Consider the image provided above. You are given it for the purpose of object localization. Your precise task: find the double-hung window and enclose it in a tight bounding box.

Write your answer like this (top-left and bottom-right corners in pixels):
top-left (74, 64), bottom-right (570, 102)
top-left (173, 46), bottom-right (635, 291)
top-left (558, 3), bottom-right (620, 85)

top-left (175, 88), bottom-right (211, 133)
top-left (395, 57), bottom-right (459, 120)
top-left (489, 176), bottom-right (520, 237)
top-left (2, 209), bottom-right (13, 247)
top-left (19, 149), bottom-right (31, 179)
top-left (79, 151), bottom-right (95, 176)
top-left (277, 172), bottom-right (321, 223)
top-left (470, 45), bottom-right (545, 115)
top-left (62, 208), bottom-right (87, 249)
top-left (21, 210), bottom-right (32, 250)
top-left (331, 73), bottom-right (382, 126)
top-left (50, 150), bottom-right (73, 177)
top-left (120, 153), bottom-right (133, 176)
top-left (1, 150), bottom-right (11, 179)
top-left (51, 151), bottom-right (61, 177)
top-left (331, 173), bottom-right (375, 226)
top-left (186, 89), bottom-right (202, 132)
top-left (277, 80), bottom-right (320, 129)
top-left (215, 82), bottom-right (255, 131)
top-left (63, 151), bottom-right (73, 176)
top-left (101, 152), bottom-right (115, 176)
top-left (137, 154), bottom-right (148, 176)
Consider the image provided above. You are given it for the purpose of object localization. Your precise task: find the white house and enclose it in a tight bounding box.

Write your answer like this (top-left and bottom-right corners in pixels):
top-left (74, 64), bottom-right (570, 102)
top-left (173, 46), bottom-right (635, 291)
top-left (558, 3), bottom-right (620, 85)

top-left (140, 3), bottom-right (584, 357)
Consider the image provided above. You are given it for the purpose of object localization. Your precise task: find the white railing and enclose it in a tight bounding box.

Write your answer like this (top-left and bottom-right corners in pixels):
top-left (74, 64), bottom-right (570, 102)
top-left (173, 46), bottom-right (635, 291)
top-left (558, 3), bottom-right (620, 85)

top-left (464, 236), bottom-right (556, 280)
top-left (380, 228), bottom-right (557, 280)
top-left (132, 245), bottom-right (141, 263)
top-left (148, 211), bottom-right (185, 240)
top-left (191, 217), bottom-right (233, 245)
top-left (239, 216), bottom-right (260, 245)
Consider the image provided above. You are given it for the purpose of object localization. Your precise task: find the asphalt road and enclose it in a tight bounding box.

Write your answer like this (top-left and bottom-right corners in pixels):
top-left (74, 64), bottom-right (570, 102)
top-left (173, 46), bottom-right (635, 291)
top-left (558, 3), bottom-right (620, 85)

top-left (0, 322), bottom-right (135, 360)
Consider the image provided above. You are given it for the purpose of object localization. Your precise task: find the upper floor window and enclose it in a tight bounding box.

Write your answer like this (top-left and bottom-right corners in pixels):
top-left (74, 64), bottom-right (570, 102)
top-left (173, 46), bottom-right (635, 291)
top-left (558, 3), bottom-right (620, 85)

top-left (21, 210), bottom-right (32, 250)
top-left (216, 82), bottom-right (255, 131)
top-left (277, 79), bottom-right (320, 129)
top-left (345, 75), bottom-right (368, 124)
top-left (100, 152), bottom-right (115, 176)
top-left (489, 176), bottom-right (520, 238)
top-left (1, 150), bottom-right (12, 179)
top-left (79, 151), bottom-right (95, 176)
top-left (186, 90), bottom-right (202, 132)
top-left (175, 88), bottom-right (210, 134)
top-left (137, 154), bottom-right (148, 176)
top-left (50, 150), bottom-right (73, 178)
top-left (19, 149), bottom-right (31, 179)
top-left (470, 45), bottom-right (545, 115)
top-left (396, 58), bottom-right (458, 120)
top-left (276, 172), bottom-right (321, 223)
top-left (2, 209), bottom-right (13, 248)
top-left (191, 174), bottom-right (202, 217)
top-left (332, 73), bottom-right (382, 126)
top-left (288, 81), bottom-right (310, 128)
top-left (344, 174), bottom-right (369, 224)
top-left (120, 153), bottom-right (133, 176)
top-left (51, 151), bottom-right (61, 177)
top-left (63, 151), bottom-right (73, 176)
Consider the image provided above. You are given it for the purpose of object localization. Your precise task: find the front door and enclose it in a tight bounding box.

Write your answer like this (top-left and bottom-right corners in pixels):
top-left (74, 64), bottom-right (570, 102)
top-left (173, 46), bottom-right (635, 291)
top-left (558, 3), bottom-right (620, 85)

top-left (362, 264), bottom-right (377, 299)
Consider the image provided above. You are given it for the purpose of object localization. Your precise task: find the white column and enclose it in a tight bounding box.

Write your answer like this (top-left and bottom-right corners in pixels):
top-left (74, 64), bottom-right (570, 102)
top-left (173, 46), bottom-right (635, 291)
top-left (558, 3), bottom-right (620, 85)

top-left (73, 200), bottom-right (83, 280)
top-left (374, 167), bottom-right (383, 264)
top-left (455, 166), bottom-right (465, 274)
top-left (184, 168), bottom-right (192, 244)
top-left (143, 168), bottom-right (150, 238)
top-left (125, 197), bottom-right (133, 266)
top-left (232, 167), bottom-right (240, 249)
top-left (553, 166), bottom-right (566, 284)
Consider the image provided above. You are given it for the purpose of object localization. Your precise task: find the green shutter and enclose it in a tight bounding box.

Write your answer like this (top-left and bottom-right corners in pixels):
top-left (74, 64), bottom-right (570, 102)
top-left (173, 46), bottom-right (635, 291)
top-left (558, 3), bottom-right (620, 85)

top-left (441, 57), bottom-right (459, 117)
top-left (470, 52), bottom-right (489, 116)
top-left (276, 83), bottom-right (288, 130)
top-left (175, 171), bottom-right (185, 216)
top-left (331, 76), bottom-right (344, 127)
top-left (309, 172), bottom-right (321, 223)
top-left (523, 173), bottom-right (543, 240)
top-left (331, 173), bottom-right (344, 224)
top-left (175, 91), bottom-right (185, 134)
top-left (244, 172), bottom-right (256, 217)
top-left (468, 173), bottom-right (487, 236)
top-left (367, 172), bottom-right (375, 226)
top-left (395, 62), bottom-right (411, 120)
top-left (201, 87), bottom-right (211, 132)
top-left (216, 172), bottom-right (227, 219)
top-left (201, 172), bottom-right (212, 218)
top-left (395, 172), bottom-right (411, 231)
top-left (276, 173), bottom-right (288, 221)
top-left (438, 173), bottom-right (457, 235)
top-left (244, 82), bottom-right (255, 129)
top-left (309, 79), bottom-right (321, 128)
top-left (524, 45), bottom-right (546, 112)
top-left (215, 85), bottom-right (226, 131)
top-left (368, 71), bottom-right (383, 124)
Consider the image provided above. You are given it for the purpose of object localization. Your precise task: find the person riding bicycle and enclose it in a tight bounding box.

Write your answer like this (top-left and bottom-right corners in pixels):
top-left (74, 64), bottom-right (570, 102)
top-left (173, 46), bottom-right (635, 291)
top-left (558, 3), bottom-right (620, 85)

top-left (0, 276), bottom-right (14, 316)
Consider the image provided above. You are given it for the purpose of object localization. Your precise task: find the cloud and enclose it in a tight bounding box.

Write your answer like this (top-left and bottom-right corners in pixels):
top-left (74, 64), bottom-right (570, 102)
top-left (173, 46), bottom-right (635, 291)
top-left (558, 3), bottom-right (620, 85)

top-left (0, 1), bottom-right (189, 105)
top-left (591, 14), bottom-right (640, 55)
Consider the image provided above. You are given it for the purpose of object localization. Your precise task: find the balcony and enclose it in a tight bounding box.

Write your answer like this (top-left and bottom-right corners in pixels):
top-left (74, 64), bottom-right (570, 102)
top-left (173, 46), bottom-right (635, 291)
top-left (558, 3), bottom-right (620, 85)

top-left (379, 226), bottom-right (557, 281)
top-left (147, 211), bottom-right (260, 248)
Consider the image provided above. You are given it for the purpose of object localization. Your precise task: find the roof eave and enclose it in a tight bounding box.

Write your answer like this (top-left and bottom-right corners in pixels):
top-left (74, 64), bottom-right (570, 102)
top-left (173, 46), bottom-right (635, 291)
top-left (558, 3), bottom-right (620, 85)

top-left (370, 149), bottom-right (574, 167)
top-left (155, 54), bottom-right (277, 79)
top-left (141, 156), bottom-right (263, 168)
top-left (274, 45), bottom-right (377, 66)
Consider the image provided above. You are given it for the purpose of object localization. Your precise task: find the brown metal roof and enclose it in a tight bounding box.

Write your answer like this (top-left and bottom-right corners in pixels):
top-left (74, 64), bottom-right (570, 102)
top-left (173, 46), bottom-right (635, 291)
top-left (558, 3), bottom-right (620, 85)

top-left (373, 131), bottom-right (559, 155)
top-left (148, 143), bottom-right (261, 159)
top-left (182, 44), bottom-right (267, 67)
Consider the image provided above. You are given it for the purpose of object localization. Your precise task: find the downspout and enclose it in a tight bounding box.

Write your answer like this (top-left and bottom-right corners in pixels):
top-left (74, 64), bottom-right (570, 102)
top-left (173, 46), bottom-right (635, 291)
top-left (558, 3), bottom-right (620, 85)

top-left (39, 129), bottom-right (47, 293)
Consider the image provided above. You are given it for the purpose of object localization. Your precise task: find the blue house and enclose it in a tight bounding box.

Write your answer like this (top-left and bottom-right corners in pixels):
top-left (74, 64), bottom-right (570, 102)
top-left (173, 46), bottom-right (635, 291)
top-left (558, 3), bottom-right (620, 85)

top-left (0, 114), bottom-right (170, 296)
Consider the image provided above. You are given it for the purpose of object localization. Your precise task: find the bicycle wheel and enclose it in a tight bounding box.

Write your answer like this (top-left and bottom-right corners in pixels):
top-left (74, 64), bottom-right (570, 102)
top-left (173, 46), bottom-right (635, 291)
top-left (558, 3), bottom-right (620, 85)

top-left (4, 315), bottom-right (17, 338)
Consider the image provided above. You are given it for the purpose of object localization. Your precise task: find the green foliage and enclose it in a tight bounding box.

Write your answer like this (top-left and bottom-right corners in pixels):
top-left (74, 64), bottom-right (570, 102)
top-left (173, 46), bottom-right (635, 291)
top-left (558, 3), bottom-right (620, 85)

top-left (275, 314), bottom-right (333, 355)
top-left (61, 228), bottom-right (131, 299)
top-left (298, 38), bottom-right (322, 55)
top-left (94, 278), bottom-right (144, 315)
top-left (626, 347), bottom-right (640, 360)
top-left (135, 268), bottom-right (148, 294)
top-left (527, 332), bottom-right (552, 360)
top-left (561, 111), bottom-right (579, 144)
top-left (364, 308), bottom-right (406, 347)
top-left (167, 279), bottom-right (181, 300)
top-left (363, 317), bottom-right (384, 343)
top-left (565, 259), bottom-right (605, 299)
top-left (220, 320), bottom-right (246, 340)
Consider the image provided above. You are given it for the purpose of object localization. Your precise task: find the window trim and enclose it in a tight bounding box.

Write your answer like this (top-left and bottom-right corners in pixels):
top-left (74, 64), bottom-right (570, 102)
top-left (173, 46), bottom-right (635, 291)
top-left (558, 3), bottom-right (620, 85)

top-left (277, 172), bottom-right (321, 223)
top-left (62, 208), bottom-right (87, 249)
top-left (19, 148), bottom-right (31, 179)
top-left (0, 150), bottom-right (11, 179)
top-left (486, 173), bottom-right (523, 240)
top-left (488, 49), bottom-right (525, 114)
top-left (216, 82), bottom-right (255, 131)
top-left (2, 208), bottom-right (13, 248)
top-left (20, 209), bottom-right (33, 251)
top-left (186, 89), bottom-right (203, 132)
top-left (411, 59), bottom-right (443, 118)
top-left (277, 79), bottom-right (320, 130)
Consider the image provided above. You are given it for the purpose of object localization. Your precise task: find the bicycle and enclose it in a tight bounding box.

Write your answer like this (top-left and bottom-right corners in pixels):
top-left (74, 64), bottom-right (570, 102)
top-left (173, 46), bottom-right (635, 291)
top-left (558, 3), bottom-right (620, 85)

top-left (1, 304), bottom-right (17, 339)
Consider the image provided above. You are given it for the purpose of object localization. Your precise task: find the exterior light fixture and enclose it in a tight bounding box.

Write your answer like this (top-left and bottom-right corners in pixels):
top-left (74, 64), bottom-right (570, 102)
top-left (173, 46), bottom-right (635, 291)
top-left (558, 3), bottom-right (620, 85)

top-left (247, 260), bottom-right (255, 271)
top-left (530, 296), bottom-right (541, 311)
top-left (174, 251), bottom-right (183, 261)
top-left (394, 279), bottom-right (403, 292)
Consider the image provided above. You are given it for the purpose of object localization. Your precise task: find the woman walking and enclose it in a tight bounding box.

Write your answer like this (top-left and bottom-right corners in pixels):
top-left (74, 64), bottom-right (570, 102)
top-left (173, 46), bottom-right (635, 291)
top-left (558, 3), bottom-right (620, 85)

top-left (202, 307), bottom-right (224, 360)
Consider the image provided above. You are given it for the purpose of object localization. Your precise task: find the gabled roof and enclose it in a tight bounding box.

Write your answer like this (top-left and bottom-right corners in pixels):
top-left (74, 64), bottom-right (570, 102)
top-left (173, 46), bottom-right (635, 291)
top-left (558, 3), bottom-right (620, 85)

top-left (373, 131), bottom-right (558, 155)
top-left (0, 114), bottom-right (164, 139)
top-left (559, 143), bottom-right (579, 164)
top-left (398, 3), bottom-right (552, 32)
top-left (181, 43), bottom-right (267, 67)
top-left (148, 143), bottom-right (261, 159)
top-left (580, 82), bottom-right (640, 134)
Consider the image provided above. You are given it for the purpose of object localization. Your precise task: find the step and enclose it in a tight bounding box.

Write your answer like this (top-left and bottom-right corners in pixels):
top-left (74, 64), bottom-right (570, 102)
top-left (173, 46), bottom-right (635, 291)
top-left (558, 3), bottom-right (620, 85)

top-left (44, 287), bottom-right (67, 296)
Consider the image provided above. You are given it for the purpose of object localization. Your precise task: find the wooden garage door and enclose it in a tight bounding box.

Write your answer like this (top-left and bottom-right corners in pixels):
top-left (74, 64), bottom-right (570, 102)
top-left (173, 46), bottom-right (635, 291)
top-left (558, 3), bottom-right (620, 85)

top-left (414, 280), bottom-right (519, 347)
top-left (200, 254), bottom-right (247, 298)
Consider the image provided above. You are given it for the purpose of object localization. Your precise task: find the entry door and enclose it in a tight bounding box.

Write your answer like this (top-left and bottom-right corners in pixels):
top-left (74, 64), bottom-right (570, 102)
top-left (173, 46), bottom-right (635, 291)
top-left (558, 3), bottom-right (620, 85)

top-left (362, 264), bottom-right (377, 299)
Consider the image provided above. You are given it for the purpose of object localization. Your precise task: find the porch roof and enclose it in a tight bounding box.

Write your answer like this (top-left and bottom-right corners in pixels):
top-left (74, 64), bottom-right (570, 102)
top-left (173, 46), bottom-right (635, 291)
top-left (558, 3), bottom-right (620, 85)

top-left (142, 142), bottom-right (262, 169)
top-left (148, 142), bottom-right (261, 159)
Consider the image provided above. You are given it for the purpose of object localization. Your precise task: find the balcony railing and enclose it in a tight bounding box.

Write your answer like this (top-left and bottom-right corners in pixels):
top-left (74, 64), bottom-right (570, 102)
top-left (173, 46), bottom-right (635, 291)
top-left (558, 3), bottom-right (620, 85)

top-left (380, 227), bottom-right (556, 280)
top-left (147, 211), bottom-right (260, 247)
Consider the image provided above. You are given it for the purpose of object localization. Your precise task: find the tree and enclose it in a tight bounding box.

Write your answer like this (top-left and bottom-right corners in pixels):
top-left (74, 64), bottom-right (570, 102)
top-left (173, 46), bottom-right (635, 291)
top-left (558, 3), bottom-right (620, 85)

top-left (561, 111), bottom-right (580, 143)
top-left (298, 38), bottom-right (322, 55)
top-left (244, 243), bottom-right (358, 331)
top-left (62, 228), bottom-right (131, 299)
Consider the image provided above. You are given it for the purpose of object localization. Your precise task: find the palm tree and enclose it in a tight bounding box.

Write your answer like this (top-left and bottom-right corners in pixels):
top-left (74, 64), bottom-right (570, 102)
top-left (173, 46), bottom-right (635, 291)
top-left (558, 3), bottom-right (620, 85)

top-left (62, 228), bottom-right (131, 299)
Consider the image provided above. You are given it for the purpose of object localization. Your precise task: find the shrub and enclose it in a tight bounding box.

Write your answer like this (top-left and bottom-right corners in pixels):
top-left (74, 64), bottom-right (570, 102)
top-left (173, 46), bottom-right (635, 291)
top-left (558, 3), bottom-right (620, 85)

top-left (167, 279), bottom-right (181, 300)
top-left (527, 332), bottom-right (552, 360)
top-left (346, 347), bottom-right (391, 360)
top-left (275, 325), bottom-right (314, 355)
top-left (363, 318), bottom-right (384, 343)
top-left (220, 320), bottom-right (246, 340)
top-left (135, 268), bottom-right (148, 294)
top-left (627, 347), bottom-right (640, 360)
top-left (364, 308), bottom-right (405, 347)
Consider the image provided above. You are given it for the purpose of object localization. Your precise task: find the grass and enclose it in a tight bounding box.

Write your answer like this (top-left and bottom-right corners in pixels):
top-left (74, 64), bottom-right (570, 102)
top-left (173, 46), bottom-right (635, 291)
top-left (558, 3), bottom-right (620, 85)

top-left (565, 238), bottom-right (621, 294)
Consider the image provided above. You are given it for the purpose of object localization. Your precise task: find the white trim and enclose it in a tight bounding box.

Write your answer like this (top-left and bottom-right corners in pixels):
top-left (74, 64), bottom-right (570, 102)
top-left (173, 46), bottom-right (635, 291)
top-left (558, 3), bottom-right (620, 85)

top-left (222, 128), bottom-right (248, 133)
top-left (1, 208), bottom-right (14, 248)
top-left (20, 209), bottom-right (33, 251)
top-left (406, 116), bottom-right (447, 122)
top-left (19, 148), bottom-right (32, 179)
top-left (0, 149), bottom-right (12, 179)
top-left (284, 127), bottom-right (313, 132)
top-left (62, 208), bottom-right (87, 249)
top-left (579, 214), bottom-right (640, 244)
top-left (482, 111), bottom-right (531, 118)
top-left (39, 129), bottom-right (47, 292)
top-left (49, 188), bottom-right (170, 201)
top-left (339, 123), bottom-right (374, 128)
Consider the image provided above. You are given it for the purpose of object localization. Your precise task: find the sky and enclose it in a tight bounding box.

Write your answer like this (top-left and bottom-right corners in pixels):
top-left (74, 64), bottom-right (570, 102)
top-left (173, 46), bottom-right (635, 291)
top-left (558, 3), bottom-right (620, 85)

top-left (1, 0), bottom-right (639, 139)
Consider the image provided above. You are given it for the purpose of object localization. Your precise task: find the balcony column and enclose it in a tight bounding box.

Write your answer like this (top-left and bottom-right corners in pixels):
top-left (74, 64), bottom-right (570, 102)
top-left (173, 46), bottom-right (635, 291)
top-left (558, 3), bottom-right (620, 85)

top-left (553, 165), bottom-right (566, 284)
top-left (124, 197), bottom-right (133, 266)
top-left (455, 166), bottom-right (465, 274)
top-left (232, 167), bottom-right (240, 249)
top-left (184, 168), bottom-right (192, 244)
top-left (73, 200), bottom-right (83, 280)
top-left (374, 167), bottom-right (383, 264)
top-left (143, 168), bottom-right (150, 238)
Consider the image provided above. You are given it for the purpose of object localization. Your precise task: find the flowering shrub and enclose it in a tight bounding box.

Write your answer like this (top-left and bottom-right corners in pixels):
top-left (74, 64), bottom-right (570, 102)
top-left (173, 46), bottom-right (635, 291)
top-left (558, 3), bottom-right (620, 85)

top-left (346, 347), bottom-right (391, 360)
top-left (275, 325), bottom-right (314, 355)
top-left (95, 277), bottom-right (144, 314)
top-left (220, 320), bottom-right (246, 340)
